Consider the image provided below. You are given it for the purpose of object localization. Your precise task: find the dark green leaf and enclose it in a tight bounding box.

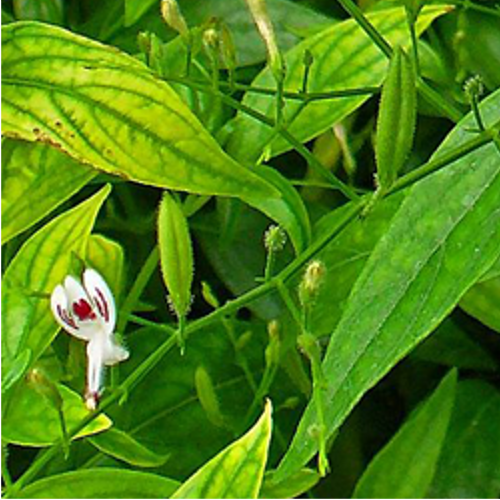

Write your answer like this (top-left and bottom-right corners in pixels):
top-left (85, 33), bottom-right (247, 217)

top-left (429, 380), bottom-right (500, 498)
top-left (275, 89), bottom-right (500, 481)
top-left (353, 370), bottom-right (457, 499)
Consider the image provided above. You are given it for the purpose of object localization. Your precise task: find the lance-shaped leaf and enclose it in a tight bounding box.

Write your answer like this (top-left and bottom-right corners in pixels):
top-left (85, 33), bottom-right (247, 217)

top-left (428, 380), bottom-right (500, 498)
top-left (353, 370), bottom-right (457, 498)
top-left (275, 88), bottom-right (500, 481)
top-left (16, 468), bottom-right (180, 499)
top-left (1, 21), bottom-right (309, 252)
top-left (375, 47), bottom-right (416, 190)
top-left (225, 6), bottom-right (448, 163)
top-left (459, 276), bottom-right (500, 333)
top-left (89, 428), bottom-right (170, 468)
top-left (2, 382), bottom-right (111, 446)
top-left (2, 138), bottom-right (96, 244)
top-left (1, 186), bottom-right (110, 383)
top-left (171, 400), bottom-right (273, 499)
top-left (158, 192), bottom-right (193, 320)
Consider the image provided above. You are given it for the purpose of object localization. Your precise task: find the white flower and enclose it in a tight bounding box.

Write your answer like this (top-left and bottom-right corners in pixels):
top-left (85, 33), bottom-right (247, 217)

top-left (50, 269), bottom-right (129, 410)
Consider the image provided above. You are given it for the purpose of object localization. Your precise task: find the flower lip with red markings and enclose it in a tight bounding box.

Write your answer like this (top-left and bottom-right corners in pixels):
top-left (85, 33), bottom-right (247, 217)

top-left (50, 268), bottom-right (129, 410)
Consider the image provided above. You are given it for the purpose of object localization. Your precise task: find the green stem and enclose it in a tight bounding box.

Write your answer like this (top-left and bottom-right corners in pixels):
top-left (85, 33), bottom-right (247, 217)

top-left (117, 246), bottom-right (159, 333)
top-left (471, 94), bottom-right (486, 132)
top-left (165, 75), bottom-right (379, 102)
top-left (389, 130), bottom-right (493, 194)
top-left (264, 249), bottom-right (276, 282)
top-left (336, 0), bottom-right (392, 57)
top-left (418, 78), bottom-right (463, 123)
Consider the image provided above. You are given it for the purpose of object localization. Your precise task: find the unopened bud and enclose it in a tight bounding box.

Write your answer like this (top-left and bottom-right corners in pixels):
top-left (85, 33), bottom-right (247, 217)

top-left (463, 75), bottom-right (484, 100)
top-left (201, 281), bottom-right (220, 309)
top-left (265, 320), bottom-right (281, 367)
top-left (264, 225), bottom-right (287, 253)
top-left (246, 0), bottom-right (283, 81)
top-left (235, 330), bottom-right (253, 352)
top-left (161, 0), bottom-right (188, 36)
top-left (27, 368), bottom-right (63, 411)
top-left (203, 27), bottom-right (219, 49)
top-left (299, 260), bottom-right (326, 306)
top-left (195, 365), bottom-right (225, 427)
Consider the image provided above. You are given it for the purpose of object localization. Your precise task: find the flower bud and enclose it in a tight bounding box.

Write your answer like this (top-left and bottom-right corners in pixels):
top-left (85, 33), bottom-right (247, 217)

top-left (161, 0), bottom-right (188, 37)
top-left (298, 260), bottom-right (326, 307)
top-left (265, 320), bottom-right (281, 367)
top-left (201, 281), bottom-right (220, 309)
top-left (264, 225), bottom-right (287, 253)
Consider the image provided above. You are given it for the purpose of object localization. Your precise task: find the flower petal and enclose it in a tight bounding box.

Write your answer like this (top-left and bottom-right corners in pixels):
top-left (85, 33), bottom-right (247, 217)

top-left (83, 269), bottom-right (116, 335)
top-left (50, 284), bottom-right (92, 340)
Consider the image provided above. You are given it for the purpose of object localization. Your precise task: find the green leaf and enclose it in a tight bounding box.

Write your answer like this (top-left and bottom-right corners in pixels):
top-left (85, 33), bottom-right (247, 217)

top-left (353, 370), bottom-right (457, 499)
top-left (1, 185), bottom-right (110, 381)
top-left (89, 428), bottom-right (170, 468)
top-left (158, 192), bottom-right (193, 319)
top-left (124, 0), bottom-right (152, 27)
top-left (171, 400), bottom-right (273, 499)
top-left (375, 46), bottom-right (416, 190)
top-left (225, 6), bottom-right (448, 162)
top-left (2, 21), bottom-right (309, 252)
top-left (181, 0), bottom-right (332, 67)
top-left (459, 276), bottom-right (500, 333)
top-left (86, 234), bottom-right (125, 300)
top-left (429, 380), bottom-right (500, 498)
top-left (1, 348), bottom-right (31, 395)
top-left (259, 468), bottom-right (320, 499)
top-left (275, 88), bottom-right (500, 481)
top-left (1, 138), bottom-right (96, 244)
top-left (16, 468), bottom-right (180, 499)
top-left (2, 382), bottom-right (111, 446)
top-left (13, 0), bottom-right (64, 24)
top-left (412, 318), bottom-right (497, 371)
top-left (309, 193), bottom-right (405, 337)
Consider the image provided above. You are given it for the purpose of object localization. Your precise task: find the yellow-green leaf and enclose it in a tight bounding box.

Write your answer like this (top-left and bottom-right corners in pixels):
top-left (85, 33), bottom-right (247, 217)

top-left (2, 382), bottom-right (111, 446)
top-left (1, 21), bottom-right (309, 252)
top-left (17, 468), bottom-right (180, 499)
top-left (1, 138), bottom-right (96, 244)
top-left (1, 185), bottom-right (110, 381)
top-left (89, 428), bottom-right (170, 468)
top-left (171, 400), bottom-right (273, 499)
top-left (158, 192), bottom-right (193, 319)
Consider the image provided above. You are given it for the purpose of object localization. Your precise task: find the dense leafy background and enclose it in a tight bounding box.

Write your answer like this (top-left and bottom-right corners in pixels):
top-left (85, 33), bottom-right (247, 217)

top-left (2, 0), bottom-right (500, 498)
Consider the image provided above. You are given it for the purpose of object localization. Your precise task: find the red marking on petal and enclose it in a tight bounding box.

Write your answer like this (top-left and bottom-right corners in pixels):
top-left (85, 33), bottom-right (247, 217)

top-left (57, 305), bottom-right (78, 329)
top-left (95, 287), bottom-right (109, 322)
top-left (73, 299), bottom-right (96, 321)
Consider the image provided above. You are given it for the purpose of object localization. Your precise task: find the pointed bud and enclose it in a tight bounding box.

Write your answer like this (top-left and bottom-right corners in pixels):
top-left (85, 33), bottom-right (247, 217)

top-left (161, 0), bottom-right (188, 37)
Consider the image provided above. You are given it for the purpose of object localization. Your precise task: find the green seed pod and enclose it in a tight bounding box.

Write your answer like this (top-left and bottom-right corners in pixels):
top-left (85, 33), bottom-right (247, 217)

top-left (375, 47), bottom-right (416, 191)
top-left (158, 192), bottom-right (194, 320)
top-left (265, 320), bottom-right (281, 368)
top-left (195, 365), bottom-right (225, 428)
